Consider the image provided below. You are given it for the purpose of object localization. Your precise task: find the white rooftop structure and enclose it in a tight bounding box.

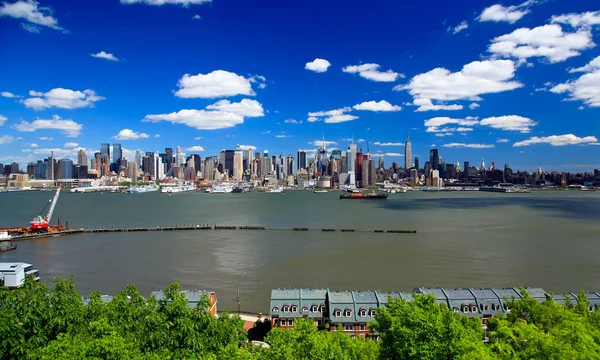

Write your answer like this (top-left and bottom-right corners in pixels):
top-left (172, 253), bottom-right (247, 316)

top-left (0, 262), bottom-right (40, 288)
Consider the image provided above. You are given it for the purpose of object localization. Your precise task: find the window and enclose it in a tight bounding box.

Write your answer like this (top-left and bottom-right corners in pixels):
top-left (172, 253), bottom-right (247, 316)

top-left (359, 309), bottom-right (367, 317)
top-left (452, 307), bottom-right (459, 313)
top-left (274, 319), bottom-right (279, 325)
top-left (369, 309), bottom-right (376, 316)
top-left (282, 305), bottom-right (289, 312)
top-left (344, 325), bottom-right (353, 331)
top-left (302, 306), bottom-right (308, 313)
top-left (462, 305), bottom-right (469, 313)
top-left (288, 319), bottom-right (294, 326)
top-left (320, 305), bottom-right (326, 313)
top-left (344, 309), bottom-right (352, 317)
top-left (317, 319), bottom-right (322, 326)
top-left (360, 325), bottom-right (365, 331)
top-left (471, 305), bottom-right (477, 313)
top-left (334, 309), bottom-right (342, 317)
top-left (272, 306), bottom-right (279, 312)
top-left (290, 305), bottom-right (298, 312)
top-left (589, 305), bottom-right (594, 312)
top-left (311, 305), bottom-right (319, 312)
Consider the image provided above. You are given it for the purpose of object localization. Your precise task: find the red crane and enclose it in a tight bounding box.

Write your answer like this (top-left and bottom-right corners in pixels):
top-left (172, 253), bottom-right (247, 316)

top-left (30, 186), bottom-right (61, 232)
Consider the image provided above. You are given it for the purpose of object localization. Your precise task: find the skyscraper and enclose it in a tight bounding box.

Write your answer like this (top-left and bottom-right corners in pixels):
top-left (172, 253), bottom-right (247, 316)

top-left (378, 156), bottom-right (384, 169)
top-left (404, 134), bottom-right (412, 169)
top-left (286, 154), bottom-right (294, 176)
top-left (59, 158), bottom-right (73, 179)
top-left (414, 156), bottom-right (419, 171)
top-left (233, 145), bottom-right (243, 181)
top-left (112, 143), bottom-right (122, 172)
top-left (430, 149), bottom-right (439, 170)
top-left (77, 149), bottom-right (88, 167)
top-left (165, 148), bottom-right (173, 172)
top-left (135, 150), bottom-right (142, 170)
top-left (176, 146), bottom-right (185, 166)
top-left (297, 149), bottom-right (307, 171)
top-left (347, 141), bottom-right (358, 173)
top-left (261, 150), bottom-right (271, 177)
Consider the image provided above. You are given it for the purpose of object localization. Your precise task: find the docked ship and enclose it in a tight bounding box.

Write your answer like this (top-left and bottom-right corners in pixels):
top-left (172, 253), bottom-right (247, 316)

top-left (160, 183), bottom-right (196, 194)
top-left (209, 184), bottom-right (234, 194)
top-left (340, 192), bottom-right (388, 200)
top-left (126, 183), bottom-right (159, 193)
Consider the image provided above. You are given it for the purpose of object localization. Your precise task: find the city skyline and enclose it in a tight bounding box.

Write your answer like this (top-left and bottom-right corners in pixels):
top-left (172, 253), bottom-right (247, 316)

top-left (0, 0), bottom-right (599, 172)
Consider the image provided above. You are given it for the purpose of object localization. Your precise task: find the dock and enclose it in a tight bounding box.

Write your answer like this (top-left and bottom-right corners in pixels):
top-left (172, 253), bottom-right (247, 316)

top-left (11, 224), bottom-right (417, 241)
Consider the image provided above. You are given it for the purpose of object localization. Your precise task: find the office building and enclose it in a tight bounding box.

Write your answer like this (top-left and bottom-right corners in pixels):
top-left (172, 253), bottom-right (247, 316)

top-left (135, 150), bottom-right (142, 170)
top-left (355, 152), bottom-right (365, 185)
top-left (261, 150), bottom-right (271, 177)
top-left (26, 163), bottom-right (35, 178)
top-left (176, 146), bottom-right (184, 166)
top-left (405, 134), bottom-right (412, 169)
top-left (430, 149), bottom-right (439, 170)
top-left (347, 141), bottom-right (358, 173)
top-left (77, 149), bottom-right (88, 167)
top-left (233, 146), bottom-right (243, 181)
top-left (165, 148), bottom-right (173, 172)
top-left (286, 154), bottom-right (294, 177)
top-left (415, 157), bottom-right (420, 171)
top-left (111, 144), bottom-right (122, 172)
top-left (58, 159), bottom-right (73, 179)
top-left (361, 159), bottom-right (376, 186)
top-left (101, 143), bottom-right (110, 160)
top-left (378, 156), bottom-right (384, 169)
top-left (297, 149), bottom-right (307, 171)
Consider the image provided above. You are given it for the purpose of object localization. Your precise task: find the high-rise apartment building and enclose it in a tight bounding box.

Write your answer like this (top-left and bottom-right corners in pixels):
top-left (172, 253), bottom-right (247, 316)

top-left (405, 134), bottom-right (412, 169)
top-left (59, 158), bottom-right (73, 179)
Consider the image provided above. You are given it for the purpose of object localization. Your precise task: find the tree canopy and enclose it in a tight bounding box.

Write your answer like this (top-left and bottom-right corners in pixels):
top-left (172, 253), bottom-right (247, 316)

top-left (1, 278), bottom-right (600, 359)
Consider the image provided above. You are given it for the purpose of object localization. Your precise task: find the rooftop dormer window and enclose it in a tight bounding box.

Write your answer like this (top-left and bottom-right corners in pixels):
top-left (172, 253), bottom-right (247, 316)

top-left (311, 305), bottom-right (319, 312)
top-left (359, 309), bottom-right (367, 317)
top-left (334, 309), bottom-right (342, 317)
top-left (369, 308), bottom-right (376, 316)
top-left (344, 309), bottom-right (352, 317)
top-left (452, 307), bottom-right (459, 313)
top-left (462, 305), bottom-right (469, 313)
top-left (282, 305), bottom-right (289, 312)
top-left (290, 305), bottom-right (298, 312)
top-left (272, 306), bottom-right (279, 312)
top-left (302, 306), bottom-right (308, 313)
top-left (320, 305), bottom-right (326, 313)
top-left (471, 305), bottom-right (477, 313)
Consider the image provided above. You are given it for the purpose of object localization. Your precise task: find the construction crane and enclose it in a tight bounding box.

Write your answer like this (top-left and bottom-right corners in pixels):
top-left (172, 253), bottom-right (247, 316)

top-left (30, 186), bottom-right (61, 232)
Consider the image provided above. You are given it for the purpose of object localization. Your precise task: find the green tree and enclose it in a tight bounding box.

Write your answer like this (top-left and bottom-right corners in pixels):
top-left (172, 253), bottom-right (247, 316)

top-left (369, 294), bottom-right (493, 360)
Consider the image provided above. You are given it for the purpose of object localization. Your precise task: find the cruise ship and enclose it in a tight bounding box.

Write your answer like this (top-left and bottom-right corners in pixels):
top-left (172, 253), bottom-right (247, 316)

top-left (126, 183), bottom-right (159, 193)
top-left (160, 183), bottom-right (196, 193)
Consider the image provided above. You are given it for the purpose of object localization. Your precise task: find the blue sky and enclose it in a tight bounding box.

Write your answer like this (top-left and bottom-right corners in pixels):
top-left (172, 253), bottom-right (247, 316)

top-left (0, 0), bottom-right (599, 171)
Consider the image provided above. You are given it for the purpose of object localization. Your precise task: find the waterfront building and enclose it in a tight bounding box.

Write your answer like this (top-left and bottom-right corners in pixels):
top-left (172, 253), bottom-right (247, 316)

top-left (6, 173), bottom-right (29, 188)
top-left (59, 158), bottom-right (73, 179)
top-left (151, 290), bottom-right (217, 317)
top-left (0, 262), bottom-right (40, 288)
top-left (297, 169), bottom-right (309, 188)
top-left (77, 149), bottom-right (88, 167)
top-left (27, 162), bottom-right (35, 178)
top-left (270, 289), bottom-right (328, 329)
top-left (233, 145), bottom-right (243, 181)
top-left (430, 149), bottom-right (439, 170)
top-left (405, 134), bottom-right (412, 169)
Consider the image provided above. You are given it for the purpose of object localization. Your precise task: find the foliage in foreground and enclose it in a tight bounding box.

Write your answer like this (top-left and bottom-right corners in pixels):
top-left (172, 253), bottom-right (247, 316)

top-left (2, 277), bottom-right (600, 359)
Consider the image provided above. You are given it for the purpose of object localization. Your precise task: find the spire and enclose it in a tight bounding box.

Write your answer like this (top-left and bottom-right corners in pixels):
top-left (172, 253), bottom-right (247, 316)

top-left (322, 133), bottom-right (326, 150)
top-left (406, 132), bottom-right (410, 142)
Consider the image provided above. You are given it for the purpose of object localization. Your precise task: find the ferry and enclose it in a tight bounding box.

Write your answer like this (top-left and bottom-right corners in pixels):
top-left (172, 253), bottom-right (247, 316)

top-left (160, 183), bottom-right (196, 194)
top-left (209, 184), bottom-right (233, 194)
top-left (126, 183), bottom-right (159, 193)
top-left (340, 192), bottom-right (388, 200)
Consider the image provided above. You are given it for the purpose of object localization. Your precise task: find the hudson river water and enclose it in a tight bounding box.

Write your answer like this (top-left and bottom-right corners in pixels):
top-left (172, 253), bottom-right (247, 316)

top-left (2, 190), bottom-right (600, 312)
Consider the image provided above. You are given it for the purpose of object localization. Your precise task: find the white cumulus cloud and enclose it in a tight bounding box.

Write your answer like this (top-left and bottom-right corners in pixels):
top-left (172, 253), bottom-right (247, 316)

top-left (174, 70), bottom-right (255, 99)
top-left (22, 88), bottom-right (104, 110)
top-left (450, 20), bottom-right (468, 34)
top-left (412, 98), bottom-right (463, 112)
top-left (513, 134), bottom-right (598, 147)
top-left (307, 107), bottom-right (358, 123)
top-left (396, 60), bottom-right (523, 108)
top-left (142, 109), bottom-right (244, 130)
top-left (497, 138), bottom-right (509, 143)
top-left (192, 14), bottom-right (201, 20)
top-left (0, 0), bottom-right (65, 31)
top-left (305, 58), bottom-right (331, 73)
top-left (185, 146), bottom-right (205, 152)
top-left (284, 118), bottom-right (302, 124)
top-left (11, 115), bottom-right (82, 137)
top-left (353, 100), bottom-right (402, 112)
top-left (443, 143), bottom-right (495, 148)
top-left (205, 99), bottom-right (264, 117)
top-left (551, 11), bottom-right (600, 29)
top-left (488, 24), bottom-right (594, 63)
top-left (551, 56), bottom-right (600, 108)
top-left (342, 63), bottom-right (403, 82)
top-left (480, 115), bottom-right (537, 133)
top-left (310, 140), bottom-right (337, 147)
top-left (469, 103), bottom-right (480, 109)
top-left (0, 115), bottom-right (6, 126)
top-left (30, 143), bottom-right (38, 147)
top-left (113, 129), bottom-right (150, 140)
top-left (477, 3), bottom-right (531, 24)
top-left (64, 142), bottom-right (78, 148)
top-left (1, 91), bottom-right (20, 98)
top-left (384, 152), bottom-right (403, 156)
top-left (0, 135), bottom-right (14, 145)
top-left (238, 145), bottom-right (256, 151)
top-left (424, 116), bottom-right (479, 133)
top-left (91, 51), bottom-right (119, 61)
top-left (374, 142), bottom-right (404, 146)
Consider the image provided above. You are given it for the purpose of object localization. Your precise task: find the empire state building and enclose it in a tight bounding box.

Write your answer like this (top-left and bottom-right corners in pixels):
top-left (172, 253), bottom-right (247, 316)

top-left (404, 134), bottom-right (412, 169)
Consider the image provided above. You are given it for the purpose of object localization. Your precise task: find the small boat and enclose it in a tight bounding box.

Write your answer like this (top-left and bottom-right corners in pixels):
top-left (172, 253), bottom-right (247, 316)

top-left (210, 184), bottom-right (233, 194)
top-left (161, 184), bottom-right (196, 193)
top-left (313, 188), bottom-right (328, 194)
top-left (265, 186), bottom-right (284, 193)
top-left (340, 192), bottom-right (388, 200)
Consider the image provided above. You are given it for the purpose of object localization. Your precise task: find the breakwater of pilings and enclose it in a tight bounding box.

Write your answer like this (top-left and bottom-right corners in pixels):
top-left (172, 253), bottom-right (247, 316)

top-left (12, 224), bottom-right (417, 241)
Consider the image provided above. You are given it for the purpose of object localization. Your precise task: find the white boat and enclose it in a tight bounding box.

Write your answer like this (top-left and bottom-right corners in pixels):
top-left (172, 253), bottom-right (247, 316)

top-left (265, 186), bottom-right (284, 193)
top-left (209, 184), bottom-right (233, 194)
top-left (160, 184), bottom-right (196, 193)
top-left (0, 232), bottom-right (12, 240)
top-left (126, 184), bottom-right (159, 193)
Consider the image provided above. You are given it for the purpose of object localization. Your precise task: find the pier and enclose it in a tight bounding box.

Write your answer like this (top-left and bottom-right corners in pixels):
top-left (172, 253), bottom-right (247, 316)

top-left (11, 224), bottom-right (417, 241)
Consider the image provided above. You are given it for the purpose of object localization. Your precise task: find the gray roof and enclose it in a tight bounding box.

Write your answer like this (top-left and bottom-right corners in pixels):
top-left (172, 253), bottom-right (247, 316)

top-left (520, 287), bottom-right (547, 302)
top-left (550, 293), bottom-right (578, 306)
top-left (270, 289), bottom-right (301, 318)
top-left (353, 291), bottom-right (378, 323)
top-left (151, 290), bottom-right (214, 309)
top-left (587, 292), bottom-right (600, 304)
top-left (301, 289), bottom-right (327, 300)
top-left (444, 289), bottom-right (475, 300)
top-left (492, 288), bottom-right (522, 302)
top-left (414, 288), bottom-right (448, 306)
top-left (271, 289), bottom-right (300, 300)
top-left (375, 292), bottom-right (402, 305)
top-left (328, 291), bottom-right (355, 323)
top-left (470, 289), bottom-right (499, 300)
top-left (300, 289), bottom-right (327, 318)
top-left (82, 295), bottom-right (113, 306)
